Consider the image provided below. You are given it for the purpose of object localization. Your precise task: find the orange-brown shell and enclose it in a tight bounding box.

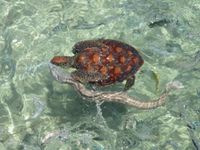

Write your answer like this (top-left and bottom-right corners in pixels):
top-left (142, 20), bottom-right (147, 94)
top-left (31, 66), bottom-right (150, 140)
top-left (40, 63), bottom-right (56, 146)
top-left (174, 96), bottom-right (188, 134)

top-left (73, 39), bottom-right (144, 86)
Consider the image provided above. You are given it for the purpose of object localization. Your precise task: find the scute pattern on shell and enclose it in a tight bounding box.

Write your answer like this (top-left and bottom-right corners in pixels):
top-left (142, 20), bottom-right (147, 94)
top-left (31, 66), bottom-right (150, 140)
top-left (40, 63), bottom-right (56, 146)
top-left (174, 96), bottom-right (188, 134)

top-left (73, 39), bottom-right (144, 86)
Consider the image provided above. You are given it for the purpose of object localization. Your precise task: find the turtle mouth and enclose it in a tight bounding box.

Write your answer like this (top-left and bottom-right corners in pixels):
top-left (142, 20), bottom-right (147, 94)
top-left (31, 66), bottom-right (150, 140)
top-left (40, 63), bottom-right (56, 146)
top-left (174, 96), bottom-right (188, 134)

top-left (50, 56), bottom-right (68, 66)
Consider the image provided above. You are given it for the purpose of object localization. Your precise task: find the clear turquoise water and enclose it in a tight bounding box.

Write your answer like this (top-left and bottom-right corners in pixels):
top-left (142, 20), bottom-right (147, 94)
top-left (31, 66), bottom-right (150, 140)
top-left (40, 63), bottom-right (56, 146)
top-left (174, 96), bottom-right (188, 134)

top-left (0, 0), bottom-right (200, 149)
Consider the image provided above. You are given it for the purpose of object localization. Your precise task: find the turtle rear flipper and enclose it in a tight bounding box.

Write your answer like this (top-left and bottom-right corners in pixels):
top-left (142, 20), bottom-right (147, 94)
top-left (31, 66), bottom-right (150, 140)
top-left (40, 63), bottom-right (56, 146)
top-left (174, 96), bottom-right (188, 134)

top-left (124, 75), bottom-right (135, 91)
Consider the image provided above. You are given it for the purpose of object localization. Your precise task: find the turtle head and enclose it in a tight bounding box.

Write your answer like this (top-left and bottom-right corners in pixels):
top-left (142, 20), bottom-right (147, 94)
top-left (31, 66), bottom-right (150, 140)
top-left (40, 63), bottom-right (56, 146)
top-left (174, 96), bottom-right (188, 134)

top-left (51, 56), bottom-right (74, 68)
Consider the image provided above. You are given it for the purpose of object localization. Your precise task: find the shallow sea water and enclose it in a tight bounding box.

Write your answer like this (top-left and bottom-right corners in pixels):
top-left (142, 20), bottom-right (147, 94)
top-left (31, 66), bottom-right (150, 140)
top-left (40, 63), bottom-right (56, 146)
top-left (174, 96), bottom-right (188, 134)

top-left (0, 0), bottom-right (200, 149)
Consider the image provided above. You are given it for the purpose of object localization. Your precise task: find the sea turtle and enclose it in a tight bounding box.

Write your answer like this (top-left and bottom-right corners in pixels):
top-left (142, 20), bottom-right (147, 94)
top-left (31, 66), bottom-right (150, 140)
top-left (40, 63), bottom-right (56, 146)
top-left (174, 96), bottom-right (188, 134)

top-left (50, 39), bottom-right (144, 91)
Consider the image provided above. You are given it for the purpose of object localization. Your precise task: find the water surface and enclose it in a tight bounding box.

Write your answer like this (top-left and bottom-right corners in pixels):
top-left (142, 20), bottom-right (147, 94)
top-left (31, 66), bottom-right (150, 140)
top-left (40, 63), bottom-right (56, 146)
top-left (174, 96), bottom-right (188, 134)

top-left (0, 0), bottom-right (200, 149)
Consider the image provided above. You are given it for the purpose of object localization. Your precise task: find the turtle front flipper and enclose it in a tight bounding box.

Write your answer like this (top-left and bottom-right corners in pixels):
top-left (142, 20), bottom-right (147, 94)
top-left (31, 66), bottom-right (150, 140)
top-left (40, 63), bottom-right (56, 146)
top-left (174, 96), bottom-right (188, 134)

top-left (124, 75), bottom-right (135, 91)
top-left (72, 39), bottom-right (108, 54)
top-left (71, 70), bottom-right (104, 83)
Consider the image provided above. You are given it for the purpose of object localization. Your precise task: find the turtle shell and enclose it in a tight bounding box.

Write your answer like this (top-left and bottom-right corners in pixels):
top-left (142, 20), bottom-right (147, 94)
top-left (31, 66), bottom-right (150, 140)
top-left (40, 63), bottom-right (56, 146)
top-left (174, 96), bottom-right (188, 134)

top-left (72, 39), bottom-right (144, 86)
